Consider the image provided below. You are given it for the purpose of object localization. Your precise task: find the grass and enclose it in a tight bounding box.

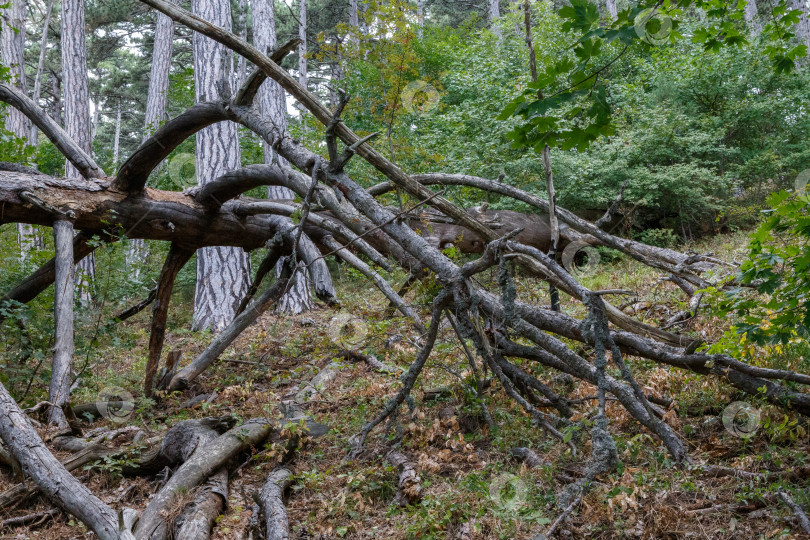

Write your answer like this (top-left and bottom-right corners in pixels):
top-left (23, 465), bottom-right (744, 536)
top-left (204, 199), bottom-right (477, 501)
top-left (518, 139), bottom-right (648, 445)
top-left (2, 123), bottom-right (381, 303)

top-left (1, 230), bottom-right (809, 538)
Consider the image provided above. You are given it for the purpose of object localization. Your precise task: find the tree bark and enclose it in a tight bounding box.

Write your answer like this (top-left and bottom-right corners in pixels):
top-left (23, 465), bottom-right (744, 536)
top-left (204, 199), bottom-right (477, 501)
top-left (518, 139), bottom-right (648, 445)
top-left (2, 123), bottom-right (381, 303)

top-left (112, 100), bottom-right (122, 165)
top-left (488, 0), bottom-right (501, 38)
top-left (260, 468), bottom-right (293, 540)
top-left (791, 0), bottom-right (810, 51)
top-left (1, 0), bottom-right (38, 254)
top-left (253, 0), bottom-right (314, 314)
top-left (134, 419), bottom-right (276, 540)
top-left (48, 219), bottom-right (74, 429)
top-left (62, 0), bottom-right (95, 302)
top-left (744, 0), bottom-right (760, 35)
top-left (30, 0), bottom-right (55, 143)
top-left (144, 244), bottom-right (193, 397)
top-left (605, 0), bottom-right (618, 20)
top-left (191, 0), bottom-right (250, 333)
top-left (128, 1), bottom-right (176, 279)
top-left (0, 381), bottom-right (118, 540)
top-left (298, 0), bottom-right (307, 91)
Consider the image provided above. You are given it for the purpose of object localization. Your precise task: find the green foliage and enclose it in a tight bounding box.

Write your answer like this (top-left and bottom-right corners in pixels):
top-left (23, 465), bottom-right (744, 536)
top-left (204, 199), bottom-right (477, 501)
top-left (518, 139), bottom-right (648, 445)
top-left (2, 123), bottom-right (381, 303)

top-left (705, 190), bottom-right (810, 347)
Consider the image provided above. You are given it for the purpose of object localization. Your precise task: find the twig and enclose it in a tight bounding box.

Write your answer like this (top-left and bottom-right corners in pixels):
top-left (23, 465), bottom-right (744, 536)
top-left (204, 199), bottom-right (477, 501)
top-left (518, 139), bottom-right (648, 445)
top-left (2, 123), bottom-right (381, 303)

top-left (778, 490), bottom-right (810, 536)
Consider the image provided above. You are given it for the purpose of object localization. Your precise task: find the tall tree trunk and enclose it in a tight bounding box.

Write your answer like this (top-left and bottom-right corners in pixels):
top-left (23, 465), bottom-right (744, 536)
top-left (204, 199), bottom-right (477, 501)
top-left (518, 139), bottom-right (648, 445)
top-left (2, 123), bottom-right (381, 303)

top-left (791, 0), bottom-right (810, 51)
top-left (191, 0), bottom-right (250, 332)
top-left (48, 219), bottom-right (74, 429)
top-left (237, 0), bottom-right (248, 86)
top-left (253, 0), bottom-right (314, 314)
top-left (61, 0), bottom-right (94, 304)
top-left (30, 0), bottom-right (54, 144)
top-left (112, 100), bottom-right (122, 165)
top-left (128, 0), bottom-right (177, 281)
top-left (488, 0), bottom-right (501, 38)
top-left (744, 0), bottom-right (760, 35)
top-left (297, 0), bottom-right (307, 127)
top-left (416, 0), bottom-right (424, 34)
top-left (605, 0), bottom-right (618, 19)
top-left (1, 0), bottom-right (38, 256)
top-left (50, 72), bottom-right (62, 124)
top-left (349, 0), bottom-right (359, 29)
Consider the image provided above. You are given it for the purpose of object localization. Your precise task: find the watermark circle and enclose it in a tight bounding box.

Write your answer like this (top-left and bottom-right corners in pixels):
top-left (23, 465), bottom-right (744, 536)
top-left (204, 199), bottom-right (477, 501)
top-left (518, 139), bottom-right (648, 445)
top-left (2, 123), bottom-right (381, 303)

top-left (168, 152), bottom-right (196, 185)
top-left (488, 473), bottom-right (529, 513)
top-left (722, 401), bottom-right (760, 439)
top-left (96, 387), bottom-right (135, 424)
top-left (795, 169), bottom-right (810, 194)
top-left (327, 312), bottom-right (369, 349)
top-left (400, 80), bottom-right (440, 115)
top-left (561, 240), bottom-right (601, 277)
top-left (634, 7), bottom-right (673, 46)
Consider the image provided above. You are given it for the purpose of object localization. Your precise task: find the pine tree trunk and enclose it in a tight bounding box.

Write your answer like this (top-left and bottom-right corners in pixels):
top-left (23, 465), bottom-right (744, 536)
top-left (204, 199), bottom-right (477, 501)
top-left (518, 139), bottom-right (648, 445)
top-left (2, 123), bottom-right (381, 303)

top-left (127, 0), bottom-right (177, 281)
top-left (744, 0), bottom-right (760, 35)
top-left (253, 0), bottom-right (314, 314)
top-left (298, 0), bottom-right (307, 120)
top-left (349, 0), bottom-right (359, 29)
top-left (112, 100), bottom-right (122, 165)
top-left (61, 0), bottom-right (94, 304)
top-left (605, 0), bottom-right (618, 19)
top-left (1, 0), bottom-right (38, 256)
top-left (488, 0), bottom-right (501, 38)
top-left (191, 0), bottom-right (250, 332)
top-left (30, 0), bottom-right (54, 144)
top-left (791, 0), bottom-right (810, 50)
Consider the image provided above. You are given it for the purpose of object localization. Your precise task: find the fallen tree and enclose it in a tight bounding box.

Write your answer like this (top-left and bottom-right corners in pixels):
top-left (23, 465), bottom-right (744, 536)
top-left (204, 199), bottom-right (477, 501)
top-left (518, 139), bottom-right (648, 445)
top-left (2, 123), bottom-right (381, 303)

top-left (0, 1), bottom-right (808, 536)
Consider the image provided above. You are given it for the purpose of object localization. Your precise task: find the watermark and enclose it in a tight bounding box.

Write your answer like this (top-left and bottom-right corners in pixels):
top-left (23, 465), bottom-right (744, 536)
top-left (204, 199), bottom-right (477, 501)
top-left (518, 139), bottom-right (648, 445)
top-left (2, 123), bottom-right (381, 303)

top-left (722, 401), bottom-right (760, 439)
top-left (327, 311), bottom-right (369, 349)
top-left (96, 387), bottom-right (135, 424)
top-left (561, 240), bottom-right (601, 277)
top-left (168, 152), bottom-right (197, 185)
top-left (400, 80), bottom-right (440, 115)
top-left (488, 473), bottom-right (529, 513)
top-left (795, 169), bottom-right (810, 194)
top-left (634, 7), bottom-right (673, 46)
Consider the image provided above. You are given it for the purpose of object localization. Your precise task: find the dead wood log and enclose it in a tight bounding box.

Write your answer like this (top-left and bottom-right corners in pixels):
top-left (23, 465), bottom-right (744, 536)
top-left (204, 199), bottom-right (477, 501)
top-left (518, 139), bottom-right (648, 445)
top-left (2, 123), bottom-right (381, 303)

top-left (48, 219), bottom-right (74, 429)
top-left (144, 244), bottom-right (193, 397)
top-left (134, 419), bottom-right (277, 540)
top-left (113, 286), bottom-right (158, 322)
top-left (174, 469), bottom-right (228, 540)
top-left (0, 83), bottom-right (105, 180)
top-left (259, 467), bottom-right (293, 540)
top-left (165, 259), bottom-right (293, 392)
top-left (387, 450), bottom-right (422, 506)
top-left (777, 490), bottom-right (810, 536)
top-left (0, 508), bottom-right (61, 530)
top-left (0, 380), bottom-right (118, 540)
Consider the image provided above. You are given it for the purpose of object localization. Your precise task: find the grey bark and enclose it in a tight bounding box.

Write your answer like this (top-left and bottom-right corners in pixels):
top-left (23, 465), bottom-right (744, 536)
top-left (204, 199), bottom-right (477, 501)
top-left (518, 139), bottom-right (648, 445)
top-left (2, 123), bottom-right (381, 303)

top-left (48, 219), bottom-right (74, 429)
top-left (61, 0), bottom-right (95, 302)
top-left (488, 0), bottom-right (501, 38)
top-left (253, 0), bottom-right (313, 314)
top-left (30, 0), bottom-right (55, 143)
top-left (260, 468), bottom-right (293, 540)
top-left (113, 100), bottom-right (122, 165)
top-left (791, 0), bottom-right (810, 50)
top-left (0, 381), bottom-right (118, 540)
top-left (298, 0), bottom-right (307, 90)
top-left (134, 419), bottom-right (276, 540)
top-left (605, 0), bottom-right (617, 19)
top-left (744, 0), bottom-right (760, 35)
top-left (191, 0), bottom-right (250, 333)
top-left (1, 0), bottom-right (37, 254)
top-left (128, 0), bottom-right (176, 279)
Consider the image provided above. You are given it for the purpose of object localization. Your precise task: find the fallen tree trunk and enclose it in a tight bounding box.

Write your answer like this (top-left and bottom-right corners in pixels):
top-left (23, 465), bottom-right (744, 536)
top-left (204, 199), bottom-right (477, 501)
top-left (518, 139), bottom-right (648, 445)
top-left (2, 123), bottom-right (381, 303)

top-left (0, 380), bottom-right (118, 540)
top-left (259, 467), bottom-right (293, 540)
top-left (134, 418), bottom-right (277, 540)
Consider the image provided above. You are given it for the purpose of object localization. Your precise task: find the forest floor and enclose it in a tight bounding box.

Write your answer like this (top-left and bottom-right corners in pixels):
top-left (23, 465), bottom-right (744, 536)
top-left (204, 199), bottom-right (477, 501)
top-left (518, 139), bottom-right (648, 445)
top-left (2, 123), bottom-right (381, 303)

top-left (2, 230), bottom-right (809, 539)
